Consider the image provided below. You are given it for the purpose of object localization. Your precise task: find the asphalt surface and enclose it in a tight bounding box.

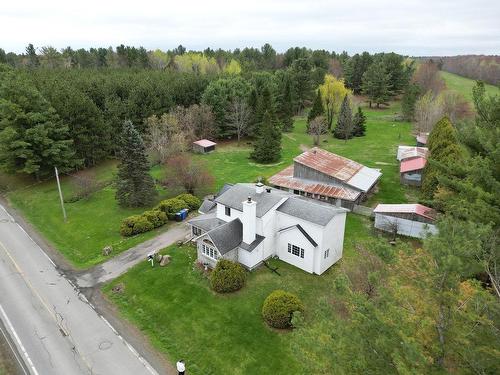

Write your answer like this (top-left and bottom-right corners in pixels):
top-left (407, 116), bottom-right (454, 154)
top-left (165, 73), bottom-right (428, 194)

top-left (76, 224), bottom-right (189, 288)
top-left (0, 203), bottom-right (159, 375)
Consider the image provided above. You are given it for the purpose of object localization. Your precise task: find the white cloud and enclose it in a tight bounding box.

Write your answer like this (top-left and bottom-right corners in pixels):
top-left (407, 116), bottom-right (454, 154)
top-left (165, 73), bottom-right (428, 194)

top-left (1, 0), bottom-right (499, 55)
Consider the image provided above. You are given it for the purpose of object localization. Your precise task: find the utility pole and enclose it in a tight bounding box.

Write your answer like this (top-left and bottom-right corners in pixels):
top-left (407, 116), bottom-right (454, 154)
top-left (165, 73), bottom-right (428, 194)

top-left (54, 166), bottom-right (67, 222)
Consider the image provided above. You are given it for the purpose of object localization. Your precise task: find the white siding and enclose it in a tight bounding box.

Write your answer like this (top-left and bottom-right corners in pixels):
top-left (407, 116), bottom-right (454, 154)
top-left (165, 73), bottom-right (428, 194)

top-left (238, 243), bottom-right (264, 269)
top-left (216, 203), bottom-right (242, 222)
top-left (316, 212), bottom-right (346, 275)
top-left (374, 213), bottom-right (437, 239)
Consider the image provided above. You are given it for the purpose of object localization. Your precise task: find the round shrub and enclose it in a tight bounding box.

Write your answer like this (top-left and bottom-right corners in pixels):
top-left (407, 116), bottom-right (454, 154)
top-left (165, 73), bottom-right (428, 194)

top-left (120, 215), bottom-right (142, 236)
top-left (132, 216), bottom-right (154, 234)
top-left (143, 209), bottom-right (167, 228)
top-left (210, 259), bottom-right (246, 293)
top-left (262, 290), bottom-right (304, 329)
top-left (156, 198), bottom-right (188, 220)
top-left (176, 193), bottom-right (201, 211)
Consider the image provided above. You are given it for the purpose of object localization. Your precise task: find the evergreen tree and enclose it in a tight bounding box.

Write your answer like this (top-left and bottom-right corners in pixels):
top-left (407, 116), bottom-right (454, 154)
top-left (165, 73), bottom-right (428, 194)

top-left (115, 120), bottom-right (156, 207)
top-left (276, 73), bottom-right (294, 132)
top-left (401, 83), bottom-right (421, 121)
top-left (25, 43), bottom-right (39, 68)
top-left (289, 57), bottom-right (313, 113)
top-left (253, 85), bottom-right (276, 136)
top-left (344, 52), bottom-right (372, 94)
top-left (352, 107), bottom-right (367, 137)
top-left (0, 69), bottom-right (77, 178)
top-left (251, 110), bottom-right (282, 163)
top-left (421, 117), bottom-right (462, 200)
top-left (333, 95), bottom-right (353, 141)
top-left (362, 61), bottom-right (391, 108)
top-left (307, 89), bottom-right (324, 129)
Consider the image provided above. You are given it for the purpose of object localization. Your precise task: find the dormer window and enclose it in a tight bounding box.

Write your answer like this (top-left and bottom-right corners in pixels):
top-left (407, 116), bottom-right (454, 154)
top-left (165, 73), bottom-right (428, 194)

top-left (225, 206), bottom-right (231, 216)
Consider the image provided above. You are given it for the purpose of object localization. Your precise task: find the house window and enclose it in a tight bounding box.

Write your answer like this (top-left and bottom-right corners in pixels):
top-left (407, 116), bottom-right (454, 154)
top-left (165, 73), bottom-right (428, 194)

top-left (201, 243), bottom-right (219, 260)
top-left (293, 190), bottom-right (300, 195)
top-left (324, 249), bottom-right (330, 259)
top-left (287, 243), bottom-right (304, 258)
top-left (306, 192), bottom-right (312, 197)
top-left (192, 226), bottom-right (202, 236)
top-left (225, 206), bottom-right (231, 216)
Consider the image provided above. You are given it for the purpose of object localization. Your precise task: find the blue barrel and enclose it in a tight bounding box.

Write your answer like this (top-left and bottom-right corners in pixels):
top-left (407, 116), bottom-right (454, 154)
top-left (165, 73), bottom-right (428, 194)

top-left (181, 208), bottom-right (189, 220)
top-left (175, 212), bottom-right (182, 222)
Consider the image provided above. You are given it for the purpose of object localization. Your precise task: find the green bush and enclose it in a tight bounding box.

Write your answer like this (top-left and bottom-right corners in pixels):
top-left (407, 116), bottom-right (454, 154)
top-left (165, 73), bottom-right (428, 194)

top-left (156, 198), bottom-right (188, 219)
top-left (176, 193), bottom-right (201, 211)
top-left (210, 259), bottom-right (246, 293)
top-left (132, 216), bottom-right (154, 234)
top-left (120, 215), bottom-right (142, 236)
top-left (143, 209), bottom-right (167, 228)
top-left (262, 290), bottom-right (304, 329)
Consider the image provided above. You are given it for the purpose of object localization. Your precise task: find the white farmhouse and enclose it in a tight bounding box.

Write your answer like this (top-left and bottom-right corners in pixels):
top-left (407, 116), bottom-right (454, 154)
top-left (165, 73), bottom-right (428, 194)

top-left (188, 183), bottom-right (348, 275)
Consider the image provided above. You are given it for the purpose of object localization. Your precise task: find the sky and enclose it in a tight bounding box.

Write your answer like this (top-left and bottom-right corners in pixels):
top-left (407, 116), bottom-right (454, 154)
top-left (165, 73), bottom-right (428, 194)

top-left (1, 0), bottom-right (499, 56)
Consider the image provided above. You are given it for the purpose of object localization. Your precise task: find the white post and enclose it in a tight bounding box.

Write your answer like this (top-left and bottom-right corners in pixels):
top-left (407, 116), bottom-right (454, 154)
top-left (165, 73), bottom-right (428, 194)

top-left (54, 166), bottom-right (67, 222)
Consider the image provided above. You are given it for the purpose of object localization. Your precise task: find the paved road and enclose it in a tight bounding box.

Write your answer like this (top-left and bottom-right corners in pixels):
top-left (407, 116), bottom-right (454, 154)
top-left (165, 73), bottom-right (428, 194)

top-left (0, 204), bottom-right (159, 375)
top-left (76, 224), bottom-right (190, 288)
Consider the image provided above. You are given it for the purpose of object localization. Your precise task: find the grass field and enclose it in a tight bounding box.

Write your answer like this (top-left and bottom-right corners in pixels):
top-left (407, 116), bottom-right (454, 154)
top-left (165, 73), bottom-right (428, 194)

top-left (440, 71), bottom-right (498, 102)
top-left (196, 101), bottom-right (415, 204)
top-left (7, 161), bottom-right (172, 268)
top-left (5, 101), bottom-right (414, 269)
top-left (103, 214), bottom-right (385, 375)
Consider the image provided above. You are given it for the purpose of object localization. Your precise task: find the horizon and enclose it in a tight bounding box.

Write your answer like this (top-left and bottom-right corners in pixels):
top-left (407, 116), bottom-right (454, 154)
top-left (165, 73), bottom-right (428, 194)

top-left (1, 0), bottom-right (499, 56)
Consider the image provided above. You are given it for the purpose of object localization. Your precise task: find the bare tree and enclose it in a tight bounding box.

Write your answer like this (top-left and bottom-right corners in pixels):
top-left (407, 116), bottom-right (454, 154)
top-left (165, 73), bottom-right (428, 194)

top-left (163, 154), bottom-right (215, 196)
top-left (184, 104), bottom-right (216, 139)
top-left (439, 91), bottom-right (471, 123)
top-left (227, 99), bottom-right (251, 145)
top-left (413, 61), bottom-right (446, 95)
top-left (145, 112), bottom-right (191, 164)
top-left (308, 116), bottom-right (327, 146)
top-left (414, 91), bottom-right (444, 133)
top-left (68, 169), bottom-right (99, 201)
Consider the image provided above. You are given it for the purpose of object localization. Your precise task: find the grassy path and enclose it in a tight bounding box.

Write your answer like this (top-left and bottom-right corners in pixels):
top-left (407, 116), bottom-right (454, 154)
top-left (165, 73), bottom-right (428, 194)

top-left (440, 71), bottom-right (498, 102)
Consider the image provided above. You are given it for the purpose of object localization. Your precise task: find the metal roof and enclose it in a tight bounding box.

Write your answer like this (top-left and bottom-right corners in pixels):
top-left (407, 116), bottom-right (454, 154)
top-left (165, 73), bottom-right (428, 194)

top-left (400, 157), bottom-right (427, 173)
top-left (294, 147), bottom-right (363, 182)
top-left (269, 166), bottom-right (361, 201)
top-left (347, 166), bottom-right (382, 192)
top-left (416, 133), bottom-right (428, 145)
top-left (397, 146), bottom-right (429, 161)
top-left (193, 139), bottom-right (216, 147)
top-left (276, 197), bottom-right (347, 226)
top-left (374, 204), bottom-right (436, 221)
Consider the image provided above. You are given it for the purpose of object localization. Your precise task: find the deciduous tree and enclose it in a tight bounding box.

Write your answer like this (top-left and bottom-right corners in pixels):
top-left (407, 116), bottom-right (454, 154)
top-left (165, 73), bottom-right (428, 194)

top-left (163, 154), bottom-right (214, 196)
top-left (319, 74), bottom-right (351, 130)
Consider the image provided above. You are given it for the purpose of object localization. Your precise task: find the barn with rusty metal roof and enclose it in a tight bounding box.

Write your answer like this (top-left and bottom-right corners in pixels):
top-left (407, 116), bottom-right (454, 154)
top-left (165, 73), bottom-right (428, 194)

top-left (269, 147), bottom-right (381, 210)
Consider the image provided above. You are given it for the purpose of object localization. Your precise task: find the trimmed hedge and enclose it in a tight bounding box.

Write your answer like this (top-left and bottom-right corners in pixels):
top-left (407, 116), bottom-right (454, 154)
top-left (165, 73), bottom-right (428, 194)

top-left (156, 198), bottom-right (188, 220)
top-left (210, 259), bottom-right (246, 293)
top-left (176, 193), bottom-right (201, 211)
top-left (262, 290), bottom-right (304, 329)
top-left (120, 209), bottom-right (167, 237)
top-left (143, 209), bottom-right (167, 228)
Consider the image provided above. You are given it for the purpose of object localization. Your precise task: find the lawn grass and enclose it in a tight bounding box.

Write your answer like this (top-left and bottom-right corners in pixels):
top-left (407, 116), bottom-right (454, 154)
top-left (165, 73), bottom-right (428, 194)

top-left (5, 101), bottom-right (415, 268)
top-left (7, 161), bottom-right (172, 269)
top-left (103, 214), bottom-right (377, 375)
top-left (195, 101), bottom-right (414, 205)
top-left (440, 71), bottom-right (499, 102)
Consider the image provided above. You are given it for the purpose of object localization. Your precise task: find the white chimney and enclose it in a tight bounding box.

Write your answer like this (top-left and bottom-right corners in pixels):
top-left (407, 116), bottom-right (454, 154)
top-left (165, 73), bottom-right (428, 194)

top-left (256, 182), bottom-right (264, 194)
top-left (242, 196), bottom-right (256, 244)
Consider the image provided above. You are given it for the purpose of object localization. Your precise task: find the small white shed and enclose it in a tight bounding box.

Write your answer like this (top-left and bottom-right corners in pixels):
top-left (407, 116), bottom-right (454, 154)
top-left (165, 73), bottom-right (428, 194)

top-left (374, 203), bottom-right (438, 239)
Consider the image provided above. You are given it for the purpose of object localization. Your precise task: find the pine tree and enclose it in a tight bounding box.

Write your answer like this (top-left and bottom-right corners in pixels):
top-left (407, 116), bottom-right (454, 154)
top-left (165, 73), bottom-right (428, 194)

top-left (277, 74), bottom-right (294, 132)
top-left (251, 110), bottom-right (282, 163)
top-left (115, 120), bottom-right (156, 207)
top-left (25, 43), bottom-right (39, 68)
top-left (352, 107), bottom-right (367, 137)
top-left (401, 83), bottom-right (421, 121)
top-left (307, 89), bottom-right (324, 128)
top-left (421, 117), bottom-right (462, 200)
top-left (362, 61), bottom-right (391, 108)
top-left (0, 69), bottom-right (77, 178)
top-left (333, 95), bottom-right (353, 141)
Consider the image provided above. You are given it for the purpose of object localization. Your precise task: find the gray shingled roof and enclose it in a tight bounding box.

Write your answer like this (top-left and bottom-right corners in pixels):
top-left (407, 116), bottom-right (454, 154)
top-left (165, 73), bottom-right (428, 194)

top-left (215, 183), bottom-right (289, 218)
top-left (239, 235), bottom-right (265, 252)
top-left (198, 199), bottom-right (217, 214)
top-left (277, 197), bottom-right (346, 226)
top-left (188, 213), bottom-right (225, 232)
top-left (206, 219), bottom-right (243, 255)
top-left (278, 224), bottom-right (318, 247)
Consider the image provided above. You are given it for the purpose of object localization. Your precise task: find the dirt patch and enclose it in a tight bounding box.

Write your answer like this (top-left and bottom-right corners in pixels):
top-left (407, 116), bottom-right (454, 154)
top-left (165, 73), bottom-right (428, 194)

top-left (111, 283), bottom-right (125, 294)
top-left (283, 133), bottom-right (296, 141)
top-left (299, 144), bottom-right (311, 152)
top-left (374, 161), bottom-right (396, 166)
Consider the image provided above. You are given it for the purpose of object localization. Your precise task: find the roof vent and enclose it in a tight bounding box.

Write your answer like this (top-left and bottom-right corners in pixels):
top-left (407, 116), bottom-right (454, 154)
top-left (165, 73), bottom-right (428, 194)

top-left (266, 188), bottom-right (271, 193)
top-left (247, 196), bottom-right (252, 202)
